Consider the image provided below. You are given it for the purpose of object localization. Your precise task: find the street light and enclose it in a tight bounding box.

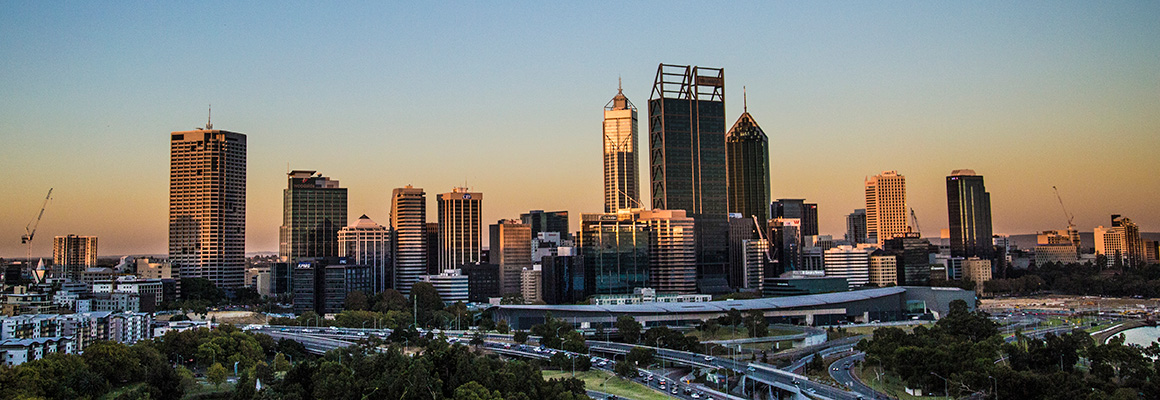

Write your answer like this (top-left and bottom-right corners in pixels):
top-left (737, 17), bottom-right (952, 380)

top-left (931, 372), bottom-right (950, 399)
top-left (989, 375), bottom-right (997, 400)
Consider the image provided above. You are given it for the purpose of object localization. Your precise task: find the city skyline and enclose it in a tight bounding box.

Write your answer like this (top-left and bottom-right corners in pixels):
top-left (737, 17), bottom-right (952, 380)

top-left (3, 2), bottom-right (1159, 257)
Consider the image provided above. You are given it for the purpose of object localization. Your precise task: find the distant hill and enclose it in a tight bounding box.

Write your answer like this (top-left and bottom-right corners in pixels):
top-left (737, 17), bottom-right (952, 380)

top-left (1007, 232), bottom-right (1160, 251)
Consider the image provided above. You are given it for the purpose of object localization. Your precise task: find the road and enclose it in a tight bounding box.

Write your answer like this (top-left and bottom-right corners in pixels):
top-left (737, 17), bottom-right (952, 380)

top-left (827, 353), bottom-right (882, 400)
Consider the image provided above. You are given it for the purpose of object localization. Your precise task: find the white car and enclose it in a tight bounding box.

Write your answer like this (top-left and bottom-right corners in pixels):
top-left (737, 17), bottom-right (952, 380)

top-left (704, 356), bottom-right (715, 362)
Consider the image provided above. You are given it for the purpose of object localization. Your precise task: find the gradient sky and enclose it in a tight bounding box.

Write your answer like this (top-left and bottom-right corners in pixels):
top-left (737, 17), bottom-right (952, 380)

top-left (2, 1), bottom-right (1158, 257)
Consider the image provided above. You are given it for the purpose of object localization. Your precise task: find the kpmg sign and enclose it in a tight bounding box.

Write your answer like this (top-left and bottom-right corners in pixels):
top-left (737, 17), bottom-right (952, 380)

top-left (696, 76), bottom-right (723, 87)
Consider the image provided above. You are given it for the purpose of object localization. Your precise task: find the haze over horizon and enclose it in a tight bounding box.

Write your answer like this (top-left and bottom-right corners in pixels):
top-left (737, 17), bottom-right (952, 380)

top-left (3, 2), bottom-right (1158, 257)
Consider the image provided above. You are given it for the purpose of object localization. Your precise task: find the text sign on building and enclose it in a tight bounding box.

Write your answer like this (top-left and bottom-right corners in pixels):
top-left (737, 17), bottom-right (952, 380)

top-left (696, 76), bottom-right (723, 87)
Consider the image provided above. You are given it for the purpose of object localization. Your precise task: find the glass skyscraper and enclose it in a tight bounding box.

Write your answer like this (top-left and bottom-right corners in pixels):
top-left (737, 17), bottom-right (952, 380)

top-left (578, 212), bottom-right (649, 296)
top-left (946, 170), bottom-right (993, 259)
top-left (604, 82), bottom-right (640, 213)
top-left (648, 64), bottom-right (729, 282)
top-left (391, 186), bottom-right (427, 295)
top-left (279, 171), bottom-right (348, 264)
top-left (726, 98), bottom-right (770, 232)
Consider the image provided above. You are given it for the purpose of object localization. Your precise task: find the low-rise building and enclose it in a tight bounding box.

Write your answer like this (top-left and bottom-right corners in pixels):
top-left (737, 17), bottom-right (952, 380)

top-left (422, 269), bottom-right (469, 304)
top-left (591, 288), bottom-right (711, 305)
top-left (1, 337), bottom-right (76, 366)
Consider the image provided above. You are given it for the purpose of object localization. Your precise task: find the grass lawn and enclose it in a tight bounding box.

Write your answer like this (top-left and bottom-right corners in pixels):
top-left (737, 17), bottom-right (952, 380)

top-left (543, 370), bottom-right (671, 400)
top-left (857, 365), bottom-right (951, 400)
top-left (99, 383), bottom-right (146, 400)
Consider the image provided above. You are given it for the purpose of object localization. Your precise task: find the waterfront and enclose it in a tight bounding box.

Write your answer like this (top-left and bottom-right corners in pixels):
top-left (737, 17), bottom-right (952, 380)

top-left (1116, 326), bottom-right (1160, 347)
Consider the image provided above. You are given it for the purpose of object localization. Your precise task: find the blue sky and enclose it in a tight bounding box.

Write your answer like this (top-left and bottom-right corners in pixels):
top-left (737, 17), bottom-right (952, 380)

top-left (2, 1), bottom-right (1158, 256)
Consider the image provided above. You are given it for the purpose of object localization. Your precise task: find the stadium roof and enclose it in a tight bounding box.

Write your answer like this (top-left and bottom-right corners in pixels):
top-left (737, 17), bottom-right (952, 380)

top-left (490, 286), bottom-right (907, 314)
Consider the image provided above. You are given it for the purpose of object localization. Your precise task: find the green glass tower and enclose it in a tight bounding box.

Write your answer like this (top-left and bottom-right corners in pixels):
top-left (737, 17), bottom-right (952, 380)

top-left (726, 92), bottom-right (770, 232)
top-left (279, 170), bottom-right (348, 264)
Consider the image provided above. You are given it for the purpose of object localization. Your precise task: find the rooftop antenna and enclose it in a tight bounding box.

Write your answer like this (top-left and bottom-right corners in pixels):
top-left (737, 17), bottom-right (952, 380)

top-left (618, 76), bottom-right (622, 94)
top-left (206, 104), bottom-right (213, 130)
top-left (743, 86), bottom-right (747, 113)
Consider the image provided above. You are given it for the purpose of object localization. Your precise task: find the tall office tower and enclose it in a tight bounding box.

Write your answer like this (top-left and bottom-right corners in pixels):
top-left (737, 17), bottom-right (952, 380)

top-left (884, 232), bottom-right (932, 285)
top-left (1095, 215), bottom-right (1145, 268)
top-left (846, 209), bottom-right (868, 244)
top-left (53, 235), bottom-right (97, 280)
top-left (728, 214), bottom-right (760, 289)
top-left (391, 186), bottom-right (427, 294)
top-left (437, 188), bottom-right (483, 271)
top-left (489, 219), bottom-right (532, 296)
top-left (767, 218), bottom-right (802, 277)
top-left (339, 215), bottom-right (391, 293)
top-left (292, 259), bottom-right (372, 315)
top-left (169, 124), bottom-right (246, 289)
top-left (636, 209), bottom-right (697, 294)
top-left (772, 199), bottom-right (819, 236)
top-left (868, 251), bottom-right (898, 287)
top-left (649, 64), bottom-right (729, 281)
top-left (604, 82), bottom-right (640, 213)
top-left (946, 170), bottom-right (993, 259)
top-left (520, 210), bottom-right (570, 240)
top-left (579, 212), bottom-right (650, 296)
top-left (541, 247), bottom-right (584, 304)
top-left (520, 266), bottom-right (542, 302)
top-left (279, 171), bottom-right (348, 264)
top-left (725, 95), bottom-right (770, 231)
top-left (865, 171), bottom-right (908, 245)
top-left (425, 222), bottom-right (440, 274)
top-left (742, 239), bottom-right (768, 291)
top-left (823, 245), bottom-right (870, 289)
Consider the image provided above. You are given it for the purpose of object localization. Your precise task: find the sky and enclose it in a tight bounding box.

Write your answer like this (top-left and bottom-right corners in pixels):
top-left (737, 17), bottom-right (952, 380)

top-left (1, 1), bottom-right (1158, 258)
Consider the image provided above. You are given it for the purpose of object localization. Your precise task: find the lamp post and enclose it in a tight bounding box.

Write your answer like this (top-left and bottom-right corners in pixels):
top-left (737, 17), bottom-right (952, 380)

top-left (989, 375), bottom-right (997, 400)
top-left (931, 372), bottom-right (950, 399)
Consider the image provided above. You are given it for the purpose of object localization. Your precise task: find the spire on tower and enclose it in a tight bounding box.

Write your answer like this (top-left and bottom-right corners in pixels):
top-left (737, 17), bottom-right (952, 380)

top-left (743, 86), bottom-right (747, 113)
top-left (206, 104), bottom-right (213, 130)
top-left (618, 76), bottom-right (623, 94)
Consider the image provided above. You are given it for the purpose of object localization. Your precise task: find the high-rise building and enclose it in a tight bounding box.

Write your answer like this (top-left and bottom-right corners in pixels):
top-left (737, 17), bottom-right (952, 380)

top-left (391, 186), bottom-right (427, 295)
top-left (767, 218), bottom-right (802, 277)
top-left (1095, 215), bottom-right (1145, 268)
top-left (53, 235), bottom-right (97, 280)
top-left (292, 258), bottom-right (372, 315)
top-left (421, 270), bottom-right (469, 304)
top-left (169, 125), bottom-right (246, 289)
top-left (649, 64), bottom-right (729, 281)
top-left (339, 215), bottom-right (391, 293)
top-left (884, 232), bottom-right (932, 285)
top-left (868, 251), bottom-right (897, 287)
top-left (437, 188), bottom-right (483, 271)
top-left (579, 212), bottom-right (649, 296)
top-left (742, 239), bottom-right (768, 291)
top-left (520, 210), bottom-right (570, 241)
top-left (489, 219), bottom-right (532, 296)
top-left (461, 263), bottom-right (501, 303)
top-left (946, 170), bottom-right (993, 259)
top-left (542, 247), bottom-right (584, 305)
top-left (728, 214), bottom-right (760, 289)
top-left (425, 222), bottom-right (440, 274)
top-left (823, 245), bottom-right (870, 288)
top-left (865, 171), bottom-right (908, 245)
top-left (772, 199), bottom-right (819, 237)
top-left (963, 257), bottom-right (992, 295)
top-left (604, 82), bottom-right (640, 213)
top-left (520, 266), bottom-right (542, 303)
top-left (726, 96), bottom-right (770, 231)
top-left (846, 209), bottom-right (868, 244)
top-left (280, 171), bottom-right (347, 264)
top-left (636, 209), bottom-right (697, 294)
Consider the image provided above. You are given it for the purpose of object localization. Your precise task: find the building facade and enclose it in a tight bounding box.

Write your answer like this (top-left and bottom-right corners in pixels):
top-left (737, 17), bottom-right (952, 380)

top-left (868, 252), bottom-right (898, 287)
top-left (648, 64), bottom-right (729, 282)
top-left (541, 247), bottom-right (584, 305)
top-left (437, 188), bottom-right (483, 271)
top-left (725, 103), bottom-right (770, 233)
top-left (53, 235), bottom-right (97, 280)
top-left (489, 219), bottom-right (532, 296)
top-left (823, 245), bottom-right (871, 288)
top-left (422, 269), bottom-right (469, 304)
top-left (280, 170), bottom-right (348, 266)
top-left (339, 215), bottom-right (391, 293)
top-left (520, 210), bottom-right (571, 240)
top-left (865, 171), bottom-right (908, 245)
top-left (169, 127), bottom-right (246, 288)
top-left (946, 170), bottom-right (993, 259)
top-left (637, 209), bottom-right (697, 294)
top-left (884, 233), bottom-right (932, 286)
top-left (846, 209), bottom-right (868, 244)
top-left (391, 186), bottom-right (427, 295)
top-left (963, 257), bottom-right (992, 295)
top-left (604, 83), bottom-right (641, 213)
top-left (292, 259), bottom-right (372, 315)
top-left (578, 212), bottom-right (649, 296)
top-left (772, 199), bottom-right (819, 237)
top-left (1095, 215), bottom-right (1145, 268)
top-left (728, 214), bottom-right (760, 289)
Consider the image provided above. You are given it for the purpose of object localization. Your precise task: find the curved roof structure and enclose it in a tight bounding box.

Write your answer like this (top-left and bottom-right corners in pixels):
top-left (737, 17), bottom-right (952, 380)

top-left (490, 286), bottom-right (906, 315)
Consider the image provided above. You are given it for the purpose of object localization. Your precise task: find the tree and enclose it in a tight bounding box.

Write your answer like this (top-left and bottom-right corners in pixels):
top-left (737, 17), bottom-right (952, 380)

top-left (626, 347), bottom-right (655, 368)
top-left (513, 330), bottom-right (529, 344)
top-left (614, 360), bottom-right (638, 378)
top-left (454, 381), bottom-right (503, 400)
top-left (208, 362), bottom-right (228, 388)
top-left (806, 352), bottom-right (824, 374)
top-left (411, 282), bottom-right (445, 327)
top-left (181, 277), bottom-right (225, 303)
top-left (344, 290), bottom-right (369, 311)
top-left (82, 341), bottom-right (142, 384)
top-left (273, 352), bottom-right (291, 372)
top-left (615, 316), bottom-right (642, 344)
top-left (496, 319), bottom-right (511, 334)
top-left (470, 331), bottom-right (486, 347)
top-left (719, 308), bottom-right (744, 327)
top-left (371, 289), bottom-right (409, 313)
top-left (744, 309), bottom-right (768, 337)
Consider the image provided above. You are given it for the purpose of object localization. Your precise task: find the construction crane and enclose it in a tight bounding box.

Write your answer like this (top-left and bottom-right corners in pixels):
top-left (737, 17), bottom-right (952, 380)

top-left (1052, 186), bottom-right (1081, 250)
top-left (21, 188), bottom-right (53, 265)
top-left (909, 208), bottom-right (922, 236)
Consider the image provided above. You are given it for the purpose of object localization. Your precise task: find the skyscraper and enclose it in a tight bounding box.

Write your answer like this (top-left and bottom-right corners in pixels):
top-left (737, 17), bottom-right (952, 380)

top-left (489, 219), bottom-right (532, 296)
top-left (865, 171), bottom-right (908, 245)
top-left (53, 234), bottom-right (97, 280)
top-left (772, 199), bottom-right (819, 237)
top-left (279, 170), bottom-right (347, 263)
top-left (579, 212), bottom-right (649, 296)
top-left (437, 187), bottom-right (483, 271)
top-left (1095, 215), bottom-right (1145, 268)
top-left (726, 92), bottom-right (770, 231)
top-left (391, 186), bottom-right (427, 295)
top-left (604, 82), bottom-right (640, 213)
top-left (649, 64), bottom-right (729, 281)
top-left (339, 215), bottom-right (391, 293)
top-left (728, 214), bottom-right (760, 289)
top-left (884, 232), bottom-right (932, 285)
top-left (169, 124), bottom-right (246, 289)
top-left (520, 210), bottom-right (570, 240)
top-left (846, 209), bottom-right (868, 244)
top-left (946, 170), bottom-right (993, 259)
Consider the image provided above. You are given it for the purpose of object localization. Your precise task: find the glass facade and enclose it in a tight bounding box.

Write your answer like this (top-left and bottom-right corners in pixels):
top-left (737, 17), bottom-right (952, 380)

top-left (946, 171), bottom-right (993, 259)
top-left (579, 213), bottom-right (649, 296)
top-left (279, 171), bottom-right (348, 264)
top-left (726, 111), bottom-right (770, 232)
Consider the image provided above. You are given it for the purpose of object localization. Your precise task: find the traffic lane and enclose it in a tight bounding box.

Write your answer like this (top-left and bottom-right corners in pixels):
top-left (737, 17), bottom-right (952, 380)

top-left (828, 353), bottom-right (877, 400)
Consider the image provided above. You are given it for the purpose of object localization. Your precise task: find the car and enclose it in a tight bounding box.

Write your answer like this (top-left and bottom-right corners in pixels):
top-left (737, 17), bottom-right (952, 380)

top-left (671, 388), bottom-right (678, 394)
top-left (832, 367), bottom-right (839, 371)
top-left (691, 393), bottom-right (701, 399)
top-left (704, 356), bottom-right (714, 361)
